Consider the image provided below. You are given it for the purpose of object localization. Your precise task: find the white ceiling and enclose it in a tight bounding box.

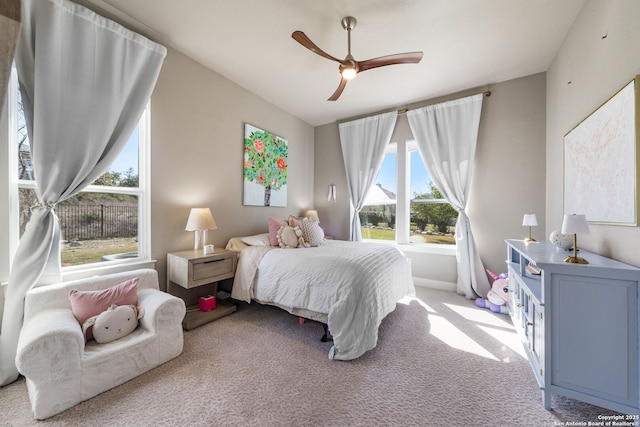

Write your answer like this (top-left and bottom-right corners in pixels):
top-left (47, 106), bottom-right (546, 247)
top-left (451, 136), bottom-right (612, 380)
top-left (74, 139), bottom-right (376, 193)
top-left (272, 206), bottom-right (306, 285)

top-left (95, 0), bottom-right (585, 126)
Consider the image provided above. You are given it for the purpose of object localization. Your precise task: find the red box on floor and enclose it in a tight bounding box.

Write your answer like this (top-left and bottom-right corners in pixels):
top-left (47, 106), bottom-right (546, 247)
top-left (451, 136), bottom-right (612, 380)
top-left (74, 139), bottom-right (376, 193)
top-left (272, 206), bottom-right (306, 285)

top-left (199, 295), bottom-right (216, 311)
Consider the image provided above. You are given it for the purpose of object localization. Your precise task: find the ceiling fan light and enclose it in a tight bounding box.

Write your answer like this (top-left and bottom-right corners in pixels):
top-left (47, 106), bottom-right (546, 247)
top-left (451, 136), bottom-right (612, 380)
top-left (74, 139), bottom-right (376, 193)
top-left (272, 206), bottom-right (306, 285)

top-left (341, 67), bottom-right (357, 80)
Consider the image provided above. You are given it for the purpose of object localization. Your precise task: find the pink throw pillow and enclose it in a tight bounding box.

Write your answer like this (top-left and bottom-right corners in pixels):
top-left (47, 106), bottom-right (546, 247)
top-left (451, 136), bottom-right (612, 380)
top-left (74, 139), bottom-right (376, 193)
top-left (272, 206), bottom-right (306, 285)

top-left (69, 277), bottom-right (139, 340)
top-left (288, 215), bottom-right (302, 228)
top-left (268, 217), bottom-right (287, 246)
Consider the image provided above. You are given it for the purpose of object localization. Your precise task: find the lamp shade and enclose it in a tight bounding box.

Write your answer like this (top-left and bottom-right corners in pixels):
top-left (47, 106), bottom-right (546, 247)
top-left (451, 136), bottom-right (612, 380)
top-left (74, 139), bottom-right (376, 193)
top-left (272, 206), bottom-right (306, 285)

top-left (306, 209), bottom-right (319, 222)
top-left (522, 214), bottom-right (538, 227)
top-left (561, 214), bottom-right (590, 235)
top-left (185, 208), bottom-right (217, 231)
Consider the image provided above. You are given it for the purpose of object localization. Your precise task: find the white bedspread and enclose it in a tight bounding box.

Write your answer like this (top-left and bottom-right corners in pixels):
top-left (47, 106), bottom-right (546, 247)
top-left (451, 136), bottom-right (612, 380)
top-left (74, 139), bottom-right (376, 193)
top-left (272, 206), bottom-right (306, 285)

top-left (231, 240), bottom-right (415, 360)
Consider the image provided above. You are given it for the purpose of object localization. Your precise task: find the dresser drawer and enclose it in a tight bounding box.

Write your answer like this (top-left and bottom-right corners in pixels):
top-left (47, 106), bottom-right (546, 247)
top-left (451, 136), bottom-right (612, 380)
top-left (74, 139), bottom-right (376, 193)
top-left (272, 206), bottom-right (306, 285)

top-left (193, 257), bottom-right (234, 281)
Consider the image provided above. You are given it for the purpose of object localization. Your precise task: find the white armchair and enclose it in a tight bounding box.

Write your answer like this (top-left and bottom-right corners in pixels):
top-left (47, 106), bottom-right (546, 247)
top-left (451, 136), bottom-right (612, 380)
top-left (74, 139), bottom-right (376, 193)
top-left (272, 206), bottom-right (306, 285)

top-left (15, 268), bottom-right (186, 420)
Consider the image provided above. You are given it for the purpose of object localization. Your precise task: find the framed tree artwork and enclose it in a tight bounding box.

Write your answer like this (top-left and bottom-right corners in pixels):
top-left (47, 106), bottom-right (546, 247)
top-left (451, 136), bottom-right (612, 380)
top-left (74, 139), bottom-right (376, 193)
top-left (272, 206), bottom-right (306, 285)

top-left (243, 123), bottom-right (288, 207)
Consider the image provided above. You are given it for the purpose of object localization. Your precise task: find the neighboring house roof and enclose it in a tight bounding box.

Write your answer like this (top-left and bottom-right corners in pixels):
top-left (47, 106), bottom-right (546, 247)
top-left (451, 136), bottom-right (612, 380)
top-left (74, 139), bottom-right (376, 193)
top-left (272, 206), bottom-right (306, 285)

top-left (364, 183), bottom-right (396, 205)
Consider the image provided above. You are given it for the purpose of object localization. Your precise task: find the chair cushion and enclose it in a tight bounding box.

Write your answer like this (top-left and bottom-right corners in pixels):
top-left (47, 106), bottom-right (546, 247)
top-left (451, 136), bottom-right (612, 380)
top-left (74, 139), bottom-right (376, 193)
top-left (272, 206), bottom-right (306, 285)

top-left (69, 277), bottom-right (138, 340)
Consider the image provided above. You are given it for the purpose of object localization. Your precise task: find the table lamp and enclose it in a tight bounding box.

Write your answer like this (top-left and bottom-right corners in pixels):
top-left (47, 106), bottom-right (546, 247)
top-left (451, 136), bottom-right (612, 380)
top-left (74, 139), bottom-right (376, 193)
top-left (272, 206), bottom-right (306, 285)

top-left (522, 213), bottom-right (538, 242)
top-left (306, 209), bottom-right (319, 222)
top-left (185, 208), bottom-right (217, 250)
top-left (561, 214), bottom-right (590, 264)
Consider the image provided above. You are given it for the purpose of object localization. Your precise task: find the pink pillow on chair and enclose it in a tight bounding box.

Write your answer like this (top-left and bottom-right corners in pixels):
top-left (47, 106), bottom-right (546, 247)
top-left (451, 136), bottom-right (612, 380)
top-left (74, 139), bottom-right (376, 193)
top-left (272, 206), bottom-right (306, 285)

top-left (69, 277), bottom-right (139, 340)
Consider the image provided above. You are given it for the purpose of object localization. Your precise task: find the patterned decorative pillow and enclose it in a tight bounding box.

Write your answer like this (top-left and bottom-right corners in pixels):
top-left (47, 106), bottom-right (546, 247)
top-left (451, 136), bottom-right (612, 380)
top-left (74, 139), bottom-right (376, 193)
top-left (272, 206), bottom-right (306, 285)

top-left (300, 219), bottom-right (324, 247)
top-left (268, 217), bottom-right (288, 246)
top-left (277, 225), bottom-right (301, 248)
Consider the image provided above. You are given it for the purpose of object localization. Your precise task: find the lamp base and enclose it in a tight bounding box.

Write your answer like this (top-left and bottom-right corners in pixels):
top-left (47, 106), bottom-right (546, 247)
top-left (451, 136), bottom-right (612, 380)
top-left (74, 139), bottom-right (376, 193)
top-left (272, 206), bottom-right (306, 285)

top-left (524, 237), bottom-right (537, 243)
top-left (564, 255), bottom-right (589, 264)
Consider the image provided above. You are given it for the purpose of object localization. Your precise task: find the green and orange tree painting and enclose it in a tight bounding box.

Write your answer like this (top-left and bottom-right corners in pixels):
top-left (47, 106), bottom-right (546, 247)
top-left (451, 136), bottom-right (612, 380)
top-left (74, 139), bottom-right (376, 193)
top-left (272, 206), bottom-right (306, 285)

top-left (243, 124), bottom-right (288, 206)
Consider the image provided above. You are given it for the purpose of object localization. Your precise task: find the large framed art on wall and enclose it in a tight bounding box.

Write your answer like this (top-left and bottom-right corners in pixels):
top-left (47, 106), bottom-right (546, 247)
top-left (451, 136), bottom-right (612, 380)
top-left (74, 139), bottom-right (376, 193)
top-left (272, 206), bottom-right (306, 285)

top-left (243, 123), bottom-right (288, 207)
top-left (564, 76), bottom-right (639, 226)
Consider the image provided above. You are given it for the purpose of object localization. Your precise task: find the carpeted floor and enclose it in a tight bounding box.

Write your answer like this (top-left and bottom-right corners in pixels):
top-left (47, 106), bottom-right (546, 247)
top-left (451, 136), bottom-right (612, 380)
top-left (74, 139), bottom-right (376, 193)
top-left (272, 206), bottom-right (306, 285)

top-left (0, 287), bottom-right (618, 426)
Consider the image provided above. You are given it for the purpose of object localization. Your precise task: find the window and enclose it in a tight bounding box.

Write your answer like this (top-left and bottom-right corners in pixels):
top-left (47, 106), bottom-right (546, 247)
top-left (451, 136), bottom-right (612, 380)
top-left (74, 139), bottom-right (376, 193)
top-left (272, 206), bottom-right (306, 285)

top-left (360, 140), bottom-right (456, 245)
top-left (7, 66), bottom-right (150, 269)
top-left (360, 148), bottom-right (397, 240)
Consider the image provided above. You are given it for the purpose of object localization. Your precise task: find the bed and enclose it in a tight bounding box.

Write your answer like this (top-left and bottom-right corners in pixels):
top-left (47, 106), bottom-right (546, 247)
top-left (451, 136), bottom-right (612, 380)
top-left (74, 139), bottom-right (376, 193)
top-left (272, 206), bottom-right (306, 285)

top-left (226, 236), bottom-right (415, 360)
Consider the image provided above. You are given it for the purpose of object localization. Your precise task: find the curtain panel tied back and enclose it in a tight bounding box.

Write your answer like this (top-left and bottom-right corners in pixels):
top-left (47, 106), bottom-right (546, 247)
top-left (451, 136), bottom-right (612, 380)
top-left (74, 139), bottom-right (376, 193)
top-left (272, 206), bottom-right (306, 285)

top-left (407, 94), bottom-right (489, 299)
top-left (0, 0), bottom-right (167, 386)
top-left (339, 112), bottom-right (397, 242)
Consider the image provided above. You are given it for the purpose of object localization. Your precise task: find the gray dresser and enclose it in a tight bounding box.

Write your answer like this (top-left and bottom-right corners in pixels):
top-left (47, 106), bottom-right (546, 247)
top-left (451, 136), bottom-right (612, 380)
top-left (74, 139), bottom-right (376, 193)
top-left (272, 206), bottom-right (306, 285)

top-left (505, 239), bottom-right (640, 414)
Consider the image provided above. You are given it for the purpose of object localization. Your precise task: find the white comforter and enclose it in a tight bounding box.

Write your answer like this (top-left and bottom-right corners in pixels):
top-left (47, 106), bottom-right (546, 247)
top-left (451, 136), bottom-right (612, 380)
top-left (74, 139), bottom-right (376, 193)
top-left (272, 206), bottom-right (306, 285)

top-left (231, 240), bottom-right (415, 360)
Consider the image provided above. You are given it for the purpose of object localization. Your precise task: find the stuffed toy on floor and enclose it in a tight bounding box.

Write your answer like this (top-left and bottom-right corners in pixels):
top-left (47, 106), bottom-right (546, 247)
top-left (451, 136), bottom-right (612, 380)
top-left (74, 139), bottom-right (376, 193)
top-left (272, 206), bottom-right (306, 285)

top-left (476, 270), bottom-right (509, 314)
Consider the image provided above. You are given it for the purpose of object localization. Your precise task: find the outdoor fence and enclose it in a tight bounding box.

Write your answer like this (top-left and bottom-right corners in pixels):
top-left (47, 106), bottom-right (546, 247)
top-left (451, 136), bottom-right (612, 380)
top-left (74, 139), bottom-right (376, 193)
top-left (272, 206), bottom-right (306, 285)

top-left (57, 204), bottom-right (137, 240)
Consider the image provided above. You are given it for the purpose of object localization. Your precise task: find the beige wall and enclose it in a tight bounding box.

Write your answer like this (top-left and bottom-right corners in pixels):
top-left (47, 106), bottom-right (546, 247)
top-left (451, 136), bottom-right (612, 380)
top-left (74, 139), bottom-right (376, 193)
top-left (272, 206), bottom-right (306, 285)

top-left (313, 73), bottom-right (547, 284)
top-left (151, 48), bottom-right (314, 287)
top-left (472, 73), bottom-right (547, 275)
top-left (547, 0), bottom-right (640, 267)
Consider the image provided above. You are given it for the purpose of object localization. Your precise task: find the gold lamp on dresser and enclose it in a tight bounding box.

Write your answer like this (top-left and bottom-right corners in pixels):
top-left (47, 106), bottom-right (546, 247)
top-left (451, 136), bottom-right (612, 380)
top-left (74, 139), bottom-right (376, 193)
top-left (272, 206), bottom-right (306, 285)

top-left (522, 213), bottom-right (538, 242)
top-left (561, 214), bottom-right (590, 264)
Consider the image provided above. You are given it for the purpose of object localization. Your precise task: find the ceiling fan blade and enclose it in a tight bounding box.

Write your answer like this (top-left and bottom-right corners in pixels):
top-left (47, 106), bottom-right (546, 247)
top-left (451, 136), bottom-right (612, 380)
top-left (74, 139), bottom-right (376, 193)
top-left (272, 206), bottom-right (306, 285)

top-left (328, 78), bottom-right (348, 101)
top-left (358, 52), bottom-right (423, 72)
top-left (292, 31), bottom-right (346, 64)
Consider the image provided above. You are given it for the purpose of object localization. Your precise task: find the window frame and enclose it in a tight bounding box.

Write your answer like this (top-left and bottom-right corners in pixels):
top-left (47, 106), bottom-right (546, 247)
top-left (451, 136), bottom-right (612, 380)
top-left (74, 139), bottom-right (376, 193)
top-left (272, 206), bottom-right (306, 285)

top-left (361, 138), bottom-right (456, 249)
top-left (5, 65), bottom-right (153, 280)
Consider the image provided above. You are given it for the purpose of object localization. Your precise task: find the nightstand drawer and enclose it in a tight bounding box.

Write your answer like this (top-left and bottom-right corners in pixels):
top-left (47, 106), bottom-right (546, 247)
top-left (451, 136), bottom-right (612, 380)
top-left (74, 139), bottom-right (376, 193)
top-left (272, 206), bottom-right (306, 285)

top-left (193, 257), bottom-right (234, 281)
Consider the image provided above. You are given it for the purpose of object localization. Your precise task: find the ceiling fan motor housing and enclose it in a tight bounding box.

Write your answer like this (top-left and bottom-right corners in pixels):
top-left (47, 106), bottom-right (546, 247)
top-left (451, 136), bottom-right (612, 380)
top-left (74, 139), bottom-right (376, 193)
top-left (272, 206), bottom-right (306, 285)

top-left (341, 16), bottom-right (357, 31)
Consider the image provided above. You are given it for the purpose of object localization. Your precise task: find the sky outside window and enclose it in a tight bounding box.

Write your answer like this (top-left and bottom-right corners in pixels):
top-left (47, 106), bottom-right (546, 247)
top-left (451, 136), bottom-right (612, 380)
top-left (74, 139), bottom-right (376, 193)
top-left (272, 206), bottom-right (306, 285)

top-left (108, 130), bottom-right (139, 174)
top-left (374, 149), bottom-right (432, 197)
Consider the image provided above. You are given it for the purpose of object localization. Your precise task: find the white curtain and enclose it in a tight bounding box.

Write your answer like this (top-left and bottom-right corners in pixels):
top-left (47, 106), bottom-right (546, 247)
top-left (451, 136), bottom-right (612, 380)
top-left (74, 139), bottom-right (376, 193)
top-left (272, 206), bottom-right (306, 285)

top-left (339, 112), bottom-right (397, 241)
top-left (0, 0), bottom-right (20, 116)
top-left (407, 94), bottom-right (489, 299)
top-left (0, 0), bottom-right (166, 386)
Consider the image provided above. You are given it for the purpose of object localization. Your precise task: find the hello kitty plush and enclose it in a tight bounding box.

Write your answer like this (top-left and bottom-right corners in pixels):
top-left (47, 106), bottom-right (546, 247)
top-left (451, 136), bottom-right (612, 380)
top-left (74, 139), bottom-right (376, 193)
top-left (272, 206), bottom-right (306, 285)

top-left (82, 304), bottom-right (144, 344)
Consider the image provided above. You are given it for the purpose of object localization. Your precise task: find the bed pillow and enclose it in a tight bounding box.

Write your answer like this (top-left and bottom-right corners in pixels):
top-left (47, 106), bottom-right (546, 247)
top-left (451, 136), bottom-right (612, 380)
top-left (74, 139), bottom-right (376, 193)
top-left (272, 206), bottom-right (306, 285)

top-left (277, 225), bottom-right (299, 248)
top-left (287, 215), bottom-right (302, 228)
top-left (300, 219), bottom-right (325, 247)
top-left (268, 217), bottom-right (288, 246)
top-left (69, 277), bottom-right (139, 340)
top-left (241, 233), bottom-right (270, 246)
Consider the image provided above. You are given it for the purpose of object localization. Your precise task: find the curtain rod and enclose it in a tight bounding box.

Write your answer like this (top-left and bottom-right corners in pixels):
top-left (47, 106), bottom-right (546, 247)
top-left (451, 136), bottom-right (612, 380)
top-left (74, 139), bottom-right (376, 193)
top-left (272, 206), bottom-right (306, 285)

top-left (80, 0), bottom-right (166, 43)
top-left (397, 91), bottom-right (491, 115)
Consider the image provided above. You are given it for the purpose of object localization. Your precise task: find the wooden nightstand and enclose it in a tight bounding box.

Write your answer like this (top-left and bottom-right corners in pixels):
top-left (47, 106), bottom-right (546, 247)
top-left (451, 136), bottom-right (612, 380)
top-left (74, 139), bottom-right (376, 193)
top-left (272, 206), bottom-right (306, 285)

top-left (167, 248), bottom-right (237, 330)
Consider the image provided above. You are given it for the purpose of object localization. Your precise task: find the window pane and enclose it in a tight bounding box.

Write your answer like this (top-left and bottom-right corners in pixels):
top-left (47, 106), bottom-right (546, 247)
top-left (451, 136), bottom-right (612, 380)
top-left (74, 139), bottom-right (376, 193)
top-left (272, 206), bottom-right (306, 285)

top-left (360, 204), bottom-right (395, 240)
top-left (12, 70), bottom-right (147, 270)
top-left (93, 128), bottom-right (139, 187)
top-left (361, 151), bottom-right (396, 240)
top-left (409, 150), bottom-right (456, 245)
top-left (58, 192), bottom-right (139, 266)
top-left (17, 90), bottom-right (34, 180)
top-left (17, 89), bottom-right (140, 187)
top-left (18, 190), bottom-right (139, 266)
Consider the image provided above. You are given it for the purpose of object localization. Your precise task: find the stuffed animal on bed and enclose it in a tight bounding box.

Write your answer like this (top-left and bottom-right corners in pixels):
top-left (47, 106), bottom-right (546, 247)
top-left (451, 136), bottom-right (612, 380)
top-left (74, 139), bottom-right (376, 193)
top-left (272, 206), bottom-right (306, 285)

top-left (476, 278), bottom-right (509, 315)
top-left (82, 304), bottom-right (144, 344)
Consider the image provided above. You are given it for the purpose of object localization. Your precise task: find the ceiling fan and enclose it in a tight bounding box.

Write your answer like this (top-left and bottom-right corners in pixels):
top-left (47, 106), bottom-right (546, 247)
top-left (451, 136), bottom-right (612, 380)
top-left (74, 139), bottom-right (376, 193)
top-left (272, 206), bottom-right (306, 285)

top-left (292, 16), bottom-right (423, 101)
